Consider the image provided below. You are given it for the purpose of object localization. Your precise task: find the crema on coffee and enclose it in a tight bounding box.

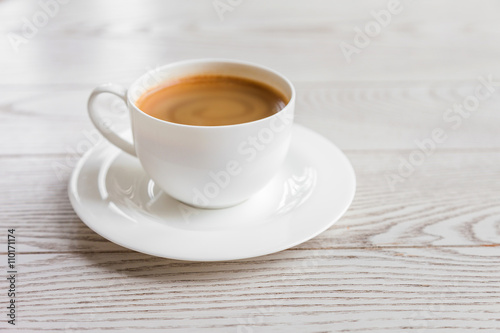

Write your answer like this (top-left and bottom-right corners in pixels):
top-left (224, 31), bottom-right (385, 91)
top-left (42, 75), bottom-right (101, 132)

top-left (136, 75), bottom-right (288, 126)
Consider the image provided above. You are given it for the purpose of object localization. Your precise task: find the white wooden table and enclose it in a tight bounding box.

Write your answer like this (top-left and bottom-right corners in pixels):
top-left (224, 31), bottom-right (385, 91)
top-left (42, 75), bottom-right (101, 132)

top-left (1, 1), bottom-right (499, 332)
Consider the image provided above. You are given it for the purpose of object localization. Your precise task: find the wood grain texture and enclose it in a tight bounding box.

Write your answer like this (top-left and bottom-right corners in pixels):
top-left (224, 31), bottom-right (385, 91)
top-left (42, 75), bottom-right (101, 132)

top-left (12, 249), bottom-right (500, 332)
top-left (1, 0), bottom-right (499, 331)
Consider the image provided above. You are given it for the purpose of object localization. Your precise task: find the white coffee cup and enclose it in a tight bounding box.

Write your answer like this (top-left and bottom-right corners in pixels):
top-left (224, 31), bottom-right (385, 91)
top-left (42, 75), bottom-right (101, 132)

top-left (88, 59), bottom-right (295, 208)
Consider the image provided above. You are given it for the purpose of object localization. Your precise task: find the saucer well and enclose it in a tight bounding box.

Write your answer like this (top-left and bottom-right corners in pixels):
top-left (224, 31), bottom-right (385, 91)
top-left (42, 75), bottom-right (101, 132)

top-left (68, 124), bottom-right (356, 261)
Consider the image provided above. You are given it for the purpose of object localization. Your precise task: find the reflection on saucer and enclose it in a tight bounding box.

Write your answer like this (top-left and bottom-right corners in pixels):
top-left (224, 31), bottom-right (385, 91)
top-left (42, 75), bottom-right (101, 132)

top-left (105, 155), bottom-right (164, 222)
top-left (275, 167), bottom-right (317, 216)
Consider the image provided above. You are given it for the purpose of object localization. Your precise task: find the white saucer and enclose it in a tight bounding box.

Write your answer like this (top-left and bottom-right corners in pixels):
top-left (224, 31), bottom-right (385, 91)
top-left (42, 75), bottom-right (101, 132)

top-left (69, 124), bottom-right (356, 261)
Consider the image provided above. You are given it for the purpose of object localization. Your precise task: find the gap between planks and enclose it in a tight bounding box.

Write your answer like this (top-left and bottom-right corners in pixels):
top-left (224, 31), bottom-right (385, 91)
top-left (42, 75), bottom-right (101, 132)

top-left (1, 244), bottom-right (498, 256)
top-left (2, 147), bottom-right (500, 160)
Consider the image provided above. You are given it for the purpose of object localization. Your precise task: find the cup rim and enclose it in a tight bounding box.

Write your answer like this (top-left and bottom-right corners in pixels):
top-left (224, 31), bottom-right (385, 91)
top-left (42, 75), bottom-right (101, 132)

top-left (127, 58), bottom-right (296, 129)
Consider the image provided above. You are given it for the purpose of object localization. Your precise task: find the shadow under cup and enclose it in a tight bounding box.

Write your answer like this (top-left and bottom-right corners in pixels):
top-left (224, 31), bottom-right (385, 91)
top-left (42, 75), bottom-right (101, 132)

top-left (127, 60), bottom-right (296, 208)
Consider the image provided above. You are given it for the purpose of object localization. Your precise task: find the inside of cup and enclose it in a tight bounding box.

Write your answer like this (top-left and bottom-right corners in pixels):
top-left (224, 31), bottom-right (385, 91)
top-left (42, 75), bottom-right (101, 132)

top-left (128, 60), bottom-right (294, 107)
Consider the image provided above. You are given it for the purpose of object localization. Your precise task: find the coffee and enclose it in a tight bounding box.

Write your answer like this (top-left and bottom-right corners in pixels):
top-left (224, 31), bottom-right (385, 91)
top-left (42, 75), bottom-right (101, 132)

top-left (136, 75), bottom-right (288, 126)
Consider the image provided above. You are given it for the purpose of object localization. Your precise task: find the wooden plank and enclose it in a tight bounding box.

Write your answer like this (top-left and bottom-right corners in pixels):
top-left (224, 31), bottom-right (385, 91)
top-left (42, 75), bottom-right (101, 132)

top-left (1, 0), bottom-right (500, 84)
top-left (6, 248), bottom-right (500, 332)
top-left (1, 150), bottom-right (499, 253)
top-left (1, 81), bottom-right (500, 156)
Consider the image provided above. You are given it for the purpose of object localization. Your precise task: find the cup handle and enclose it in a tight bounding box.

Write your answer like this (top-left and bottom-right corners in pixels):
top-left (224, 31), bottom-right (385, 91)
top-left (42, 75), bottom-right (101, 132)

top-left (87, 83), bottom-right (137, 156)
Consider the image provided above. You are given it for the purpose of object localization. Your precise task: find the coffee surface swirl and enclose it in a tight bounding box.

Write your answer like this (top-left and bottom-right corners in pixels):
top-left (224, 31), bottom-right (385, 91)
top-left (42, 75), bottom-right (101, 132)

top-left (136, 75), bottom-right (288, 126)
